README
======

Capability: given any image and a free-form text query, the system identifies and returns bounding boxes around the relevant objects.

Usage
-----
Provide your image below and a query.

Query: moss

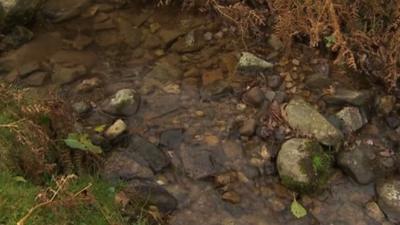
[282,141,334,194]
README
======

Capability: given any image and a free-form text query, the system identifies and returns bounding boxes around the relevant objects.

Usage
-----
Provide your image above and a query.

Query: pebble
[244,86,265,107]
[105,119,127,139]
[222,191,241,204]
[214,31,224,39]
[267,75,282,89]
[204,32,213,41]
[239,118,257,137]
[72,101,91,115]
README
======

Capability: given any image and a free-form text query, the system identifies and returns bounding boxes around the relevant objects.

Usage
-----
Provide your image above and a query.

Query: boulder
[277,138,333,192]
[283,98,343,146]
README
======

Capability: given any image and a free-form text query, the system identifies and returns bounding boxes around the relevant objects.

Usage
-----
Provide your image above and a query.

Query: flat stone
[237,52,273,72]
[72,34,93,50]
[105,119,127,139]
[284,98,343,146]
[305,73,332,89]
[323,88,372,106]
[129,134,170,172]
[146,61,183,83]
[243,86,265,107]
[51,64,87,85]
[160,128,184,150]
[179,145,217,179]
[102,150,154,182]
[239,118,257,137]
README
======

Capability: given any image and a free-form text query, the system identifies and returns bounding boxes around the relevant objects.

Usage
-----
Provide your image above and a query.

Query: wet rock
[21,71,48,86]
[268,34,283,50]
[200,80,233,100]
[237,52,273,72]
[146,61,183,83]
[274,91,287,103]
[202,69,224,86]
[72,101,91,115]
[42,0,91,23]
[267,75,282,89]
[239,118,257,137]
[2,25,34,48]
[265,90,276,102]
[129,134,169,172]
[243,86,265,107]
[277,138,333,192]
[337,144,375,184]
[203,31,213,41]
[75,77,101,93]
[385,115,400,129]
[171,30,205,53]
[52,64,87,85]
[305,73,332,89]
[0,0,42,31]
[160,128,184,150]
[365,201,386,224]
[323,88,372,106]
[335,107,367,133]
[376,178,400,223]
[103,150,154,182]
[376,95,396,115]
[72,34,93,50]
[284,98,343,146]
[101,89,140,117]
[122,180,178,213]
[5,61,41,81]
[179,145,217,179]
[105,119,127,139]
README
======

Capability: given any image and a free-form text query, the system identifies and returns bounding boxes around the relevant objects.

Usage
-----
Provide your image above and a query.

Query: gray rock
[267,75,282,89]
[41,0,91,23]
[376,95,396,115]
[323,88,372,106]
[103,150,154,182]
[243,86,265,107]
[336,107,367,133]
[160,128,184,150]
[376,178,400,224]
[283,98,343,146]
[237,52,273,72]
[203,31,213,41]
[0,0,42,31]
[277,138,333,192]
[180,145,217,179]
[101,89,140,117]
[72,101,91,115]
[123,180,178,213]
[239,118,257,137]
[337,144,375,184]
[52,64,87,85]
[129,134,169,172]
[105,119,127,139]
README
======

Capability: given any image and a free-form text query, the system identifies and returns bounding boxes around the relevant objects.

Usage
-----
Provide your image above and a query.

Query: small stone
[376,178,400,223]
[22,71,48,87]
[72,34,93,50]
[366,201,386,223]
[268,34,283,50]
[149,22,161,33]
[385,115,400,129]
[336,107,367,133]
[72,101,91,115]
[265,90,276,102]
[160,129,184,150]
[204,134,219,146]
[243,86,265,107]
[105,119,127,139]
[376,95,396,115]
[267,75,282,89]
[202,69,224,86]
[163,83,181,94]
[75,77,101,93]
[203,32,213,41]
[305,73,332,89]
[214,31,223,39]
[222,191,241,204]
[237,52,273,72]
[179,145,217,179]
[292,59,300,66]
[323,88,372,106]
[239,118,257,137]
[195,111,205,117]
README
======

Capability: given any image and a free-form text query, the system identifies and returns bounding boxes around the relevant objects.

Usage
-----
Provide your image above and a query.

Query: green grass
[0,172,130,225]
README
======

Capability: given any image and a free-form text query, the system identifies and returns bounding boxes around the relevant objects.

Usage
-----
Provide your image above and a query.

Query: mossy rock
[277,138,333,193]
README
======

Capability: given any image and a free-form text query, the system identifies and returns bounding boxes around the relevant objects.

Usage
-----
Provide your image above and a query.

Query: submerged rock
[41,0,91,23]
[376,178,400,223]
[237,52,273,72]
[102,89,140,117]
[52,64,87,85]
[283,98,343,146]
[277,138,333,193]
[323,88,372,106]
[376,95,396,115]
